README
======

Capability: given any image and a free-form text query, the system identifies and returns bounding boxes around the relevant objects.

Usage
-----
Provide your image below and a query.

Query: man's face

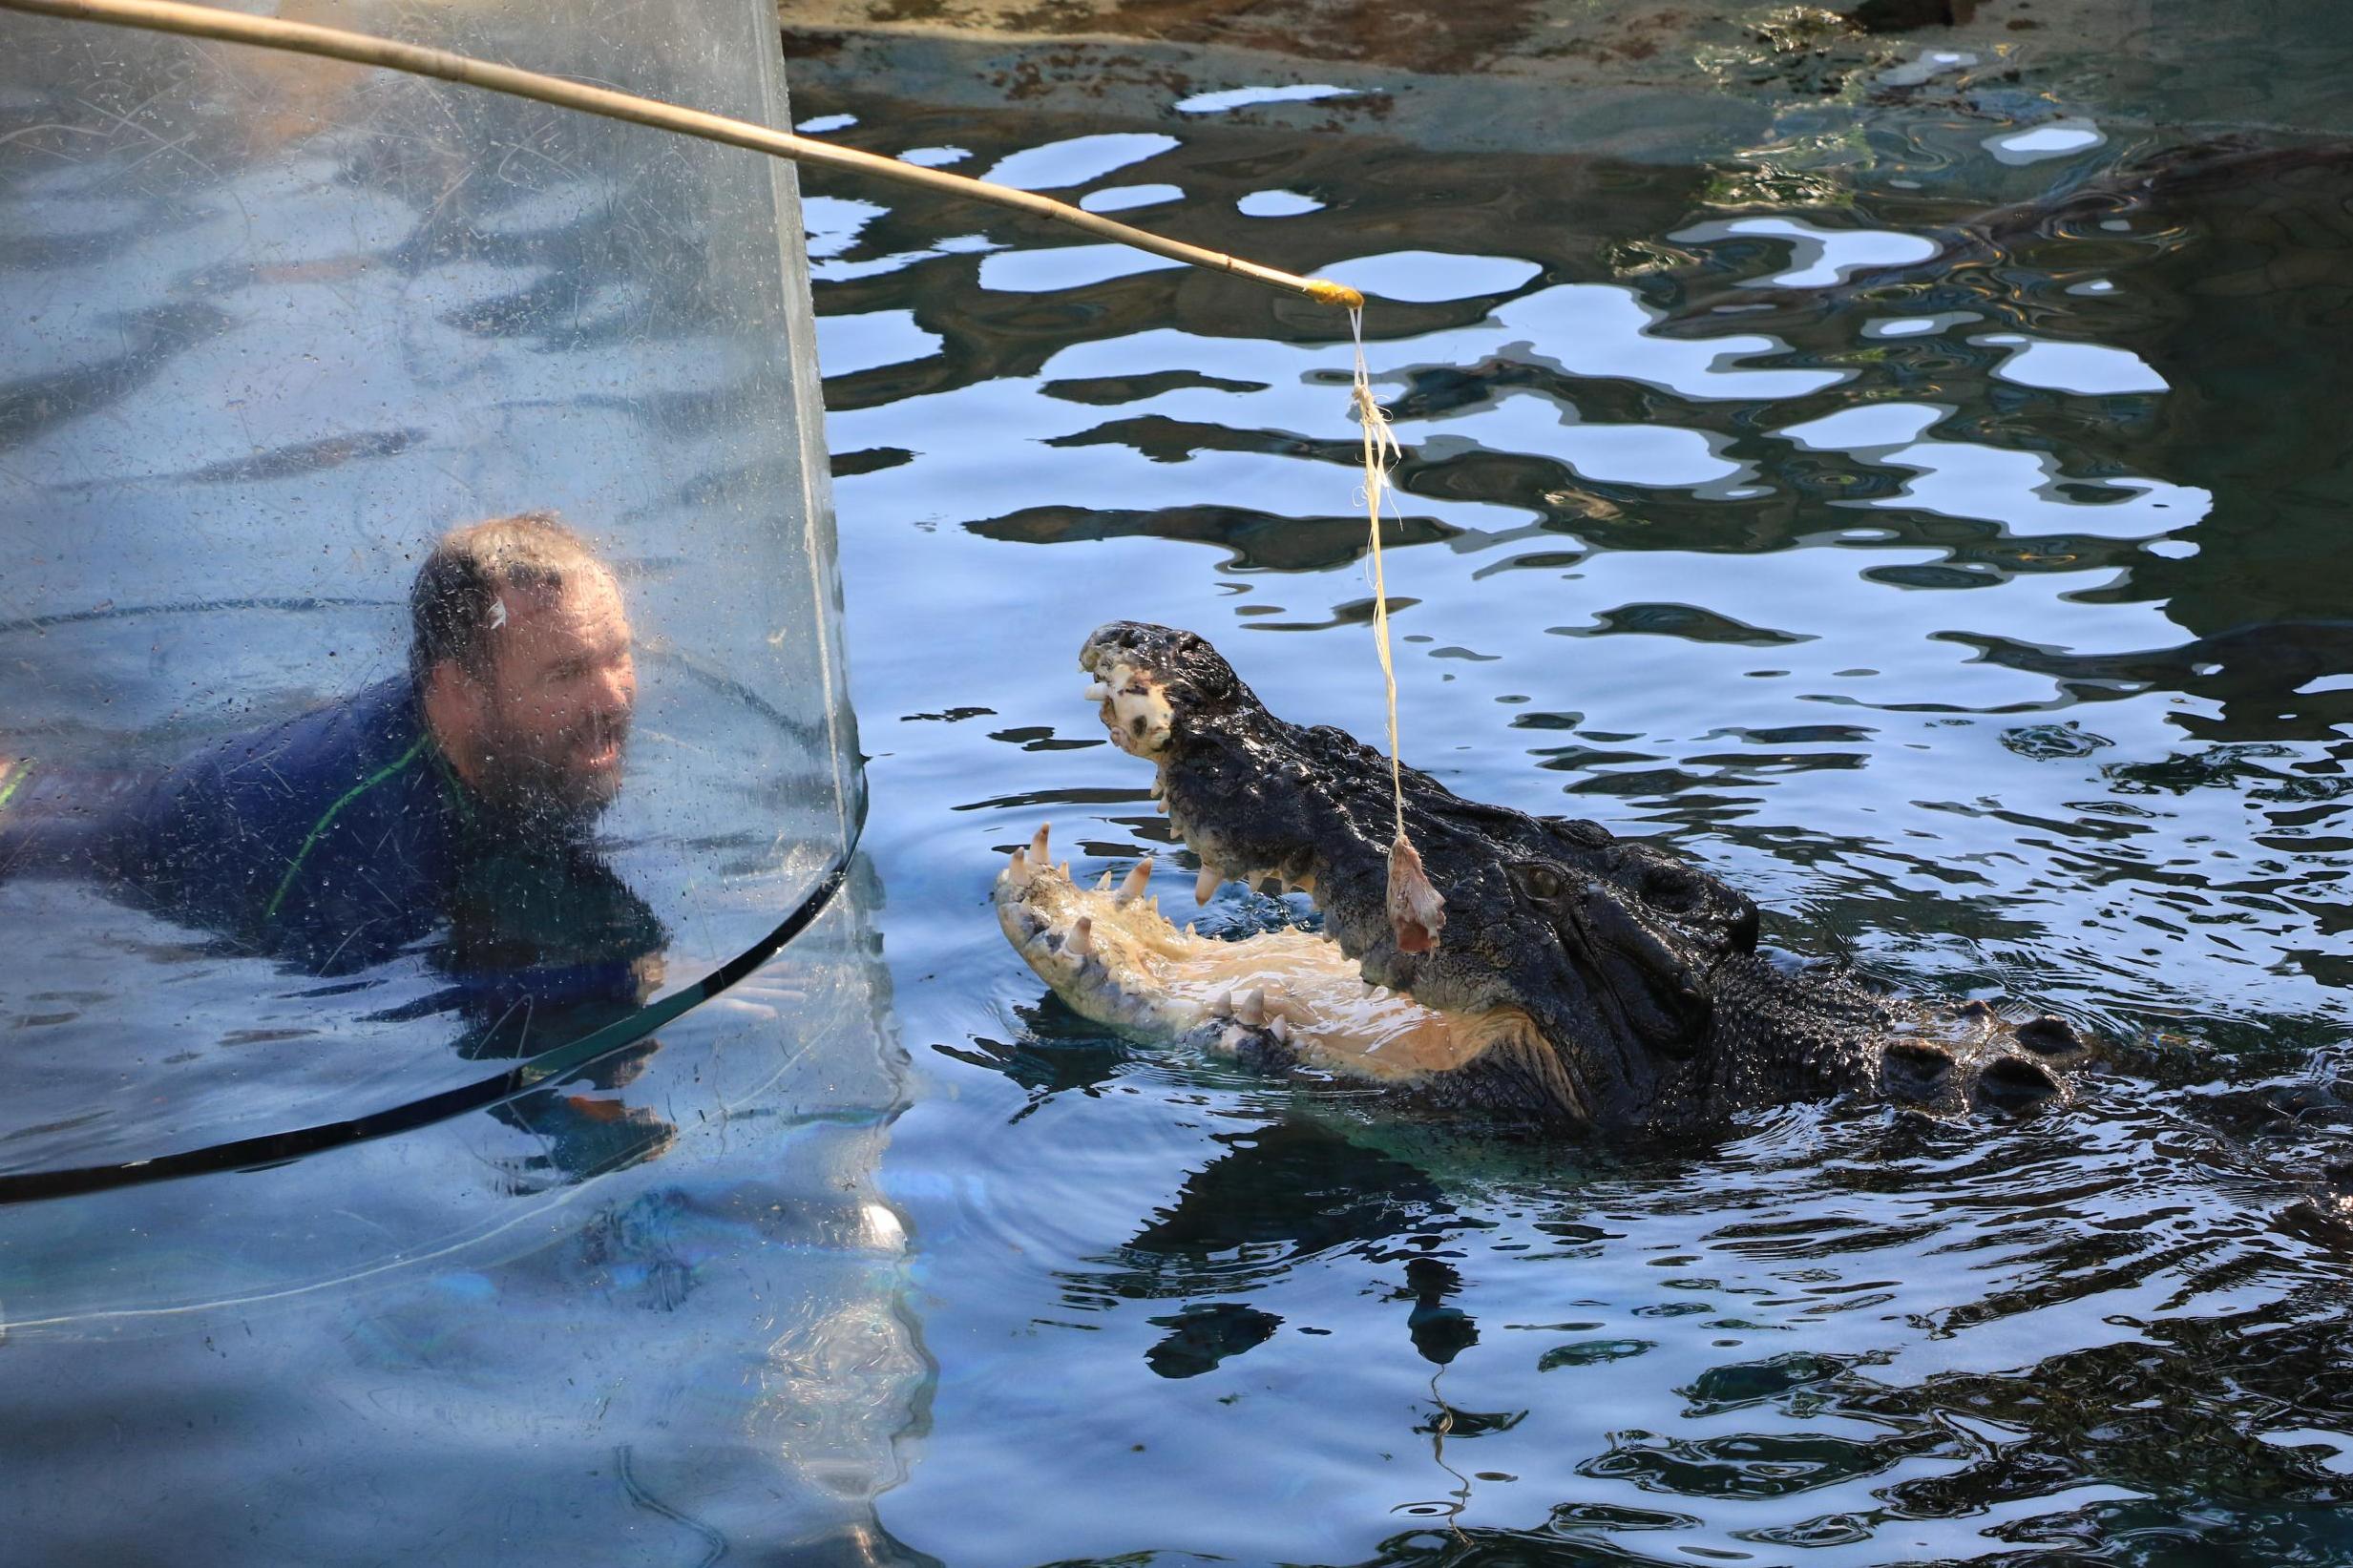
[467,568,636,826]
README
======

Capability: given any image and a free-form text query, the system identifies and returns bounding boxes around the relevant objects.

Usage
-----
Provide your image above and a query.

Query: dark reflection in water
[0,302,232,451]
[973,503,1460,573]
[1097,1119,1450,1293]
[810,42,2353,1568]
[1677,139,2353,644]
[1950,620,2353,743]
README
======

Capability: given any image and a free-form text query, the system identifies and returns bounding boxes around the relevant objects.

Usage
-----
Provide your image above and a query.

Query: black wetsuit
[1,679,674,1185]
[2,677,664,987]
[96,677,467,970]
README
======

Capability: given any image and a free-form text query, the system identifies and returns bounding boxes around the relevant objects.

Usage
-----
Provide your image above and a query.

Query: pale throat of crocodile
[993,826,1537,1083]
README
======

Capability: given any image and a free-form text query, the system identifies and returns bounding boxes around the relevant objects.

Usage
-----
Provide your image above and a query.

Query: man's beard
[473,721,627,839]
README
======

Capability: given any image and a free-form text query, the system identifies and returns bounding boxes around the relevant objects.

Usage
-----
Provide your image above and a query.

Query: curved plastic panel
[0,866,919,1560]
[0,0,858,1173]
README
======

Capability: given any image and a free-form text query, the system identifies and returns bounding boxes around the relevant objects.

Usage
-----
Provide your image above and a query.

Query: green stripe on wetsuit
[264,736,430,919]
[0,759,32,816]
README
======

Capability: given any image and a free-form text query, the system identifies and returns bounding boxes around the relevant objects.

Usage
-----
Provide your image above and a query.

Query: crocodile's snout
[1082,623,1254,760]
[1081,620,1223,677]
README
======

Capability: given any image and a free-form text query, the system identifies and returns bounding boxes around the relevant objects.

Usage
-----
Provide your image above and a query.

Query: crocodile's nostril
[1882,1041,1955,1101]
[1972,1056,2063,1113]
[2015,1015,2084,1056]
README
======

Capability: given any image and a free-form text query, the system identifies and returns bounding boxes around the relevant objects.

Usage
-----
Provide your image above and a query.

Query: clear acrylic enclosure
[0,6,914,1557]
[0,0,860,1179]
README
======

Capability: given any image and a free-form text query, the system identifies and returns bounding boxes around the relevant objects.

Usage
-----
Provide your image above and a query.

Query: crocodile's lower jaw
[993,824,1529,1086]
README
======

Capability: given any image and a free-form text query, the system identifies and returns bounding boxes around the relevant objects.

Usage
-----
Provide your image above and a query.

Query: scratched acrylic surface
[0,2,857,1171]
[0,6,908,1562]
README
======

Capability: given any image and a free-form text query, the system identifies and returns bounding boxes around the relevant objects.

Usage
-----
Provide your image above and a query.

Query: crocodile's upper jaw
[1080,621,1319,902]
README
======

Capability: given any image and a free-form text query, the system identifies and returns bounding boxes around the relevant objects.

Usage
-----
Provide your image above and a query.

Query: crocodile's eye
[1513,862,1565,902]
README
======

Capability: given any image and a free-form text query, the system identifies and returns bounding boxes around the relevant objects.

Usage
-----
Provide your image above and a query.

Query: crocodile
[994,621,2090,1138]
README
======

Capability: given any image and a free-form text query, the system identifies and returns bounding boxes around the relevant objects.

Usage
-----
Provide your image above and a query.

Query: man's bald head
[410,511,611,690]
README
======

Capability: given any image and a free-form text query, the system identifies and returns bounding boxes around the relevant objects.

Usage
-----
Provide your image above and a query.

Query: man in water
[0,511,653,975]
[2,512,679,1183]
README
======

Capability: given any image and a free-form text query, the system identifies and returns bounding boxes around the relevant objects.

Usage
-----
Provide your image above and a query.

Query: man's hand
[707,953,814,1021]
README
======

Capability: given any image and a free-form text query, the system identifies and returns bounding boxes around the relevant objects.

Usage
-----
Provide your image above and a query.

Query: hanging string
[1350,307,1407,839]
[1350,308,1446,954]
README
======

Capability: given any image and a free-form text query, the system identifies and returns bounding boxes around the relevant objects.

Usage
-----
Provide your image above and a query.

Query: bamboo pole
[0,0,1365,309]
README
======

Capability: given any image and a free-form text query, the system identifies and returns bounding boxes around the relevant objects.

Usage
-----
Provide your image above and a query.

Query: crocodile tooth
[1004,848,1034,889]
[1214,989,1235,1016]
[1095,869,1115,892]
[1030,824,1051,865]
[1148,775,1165,800]
[1268,1016,1291,1044]
[1058,862,1072,880]
[1082,680,1110,702]
[1115,859,1153,907]
[1067,916,1093,957]
[1194,865,1221,905]
[1237,989,1268,1028]
[1155,798,1168,814]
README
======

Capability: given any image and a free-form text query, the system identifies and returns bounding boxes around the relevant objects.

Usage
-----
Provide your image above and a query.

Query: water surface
[3,18,2351,1565]
[805,52,2353,1568]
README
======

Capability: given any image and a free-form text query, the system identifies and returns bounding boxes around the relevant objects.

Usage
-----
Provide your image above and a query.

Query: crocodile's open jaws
[994,621,2089,1137]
